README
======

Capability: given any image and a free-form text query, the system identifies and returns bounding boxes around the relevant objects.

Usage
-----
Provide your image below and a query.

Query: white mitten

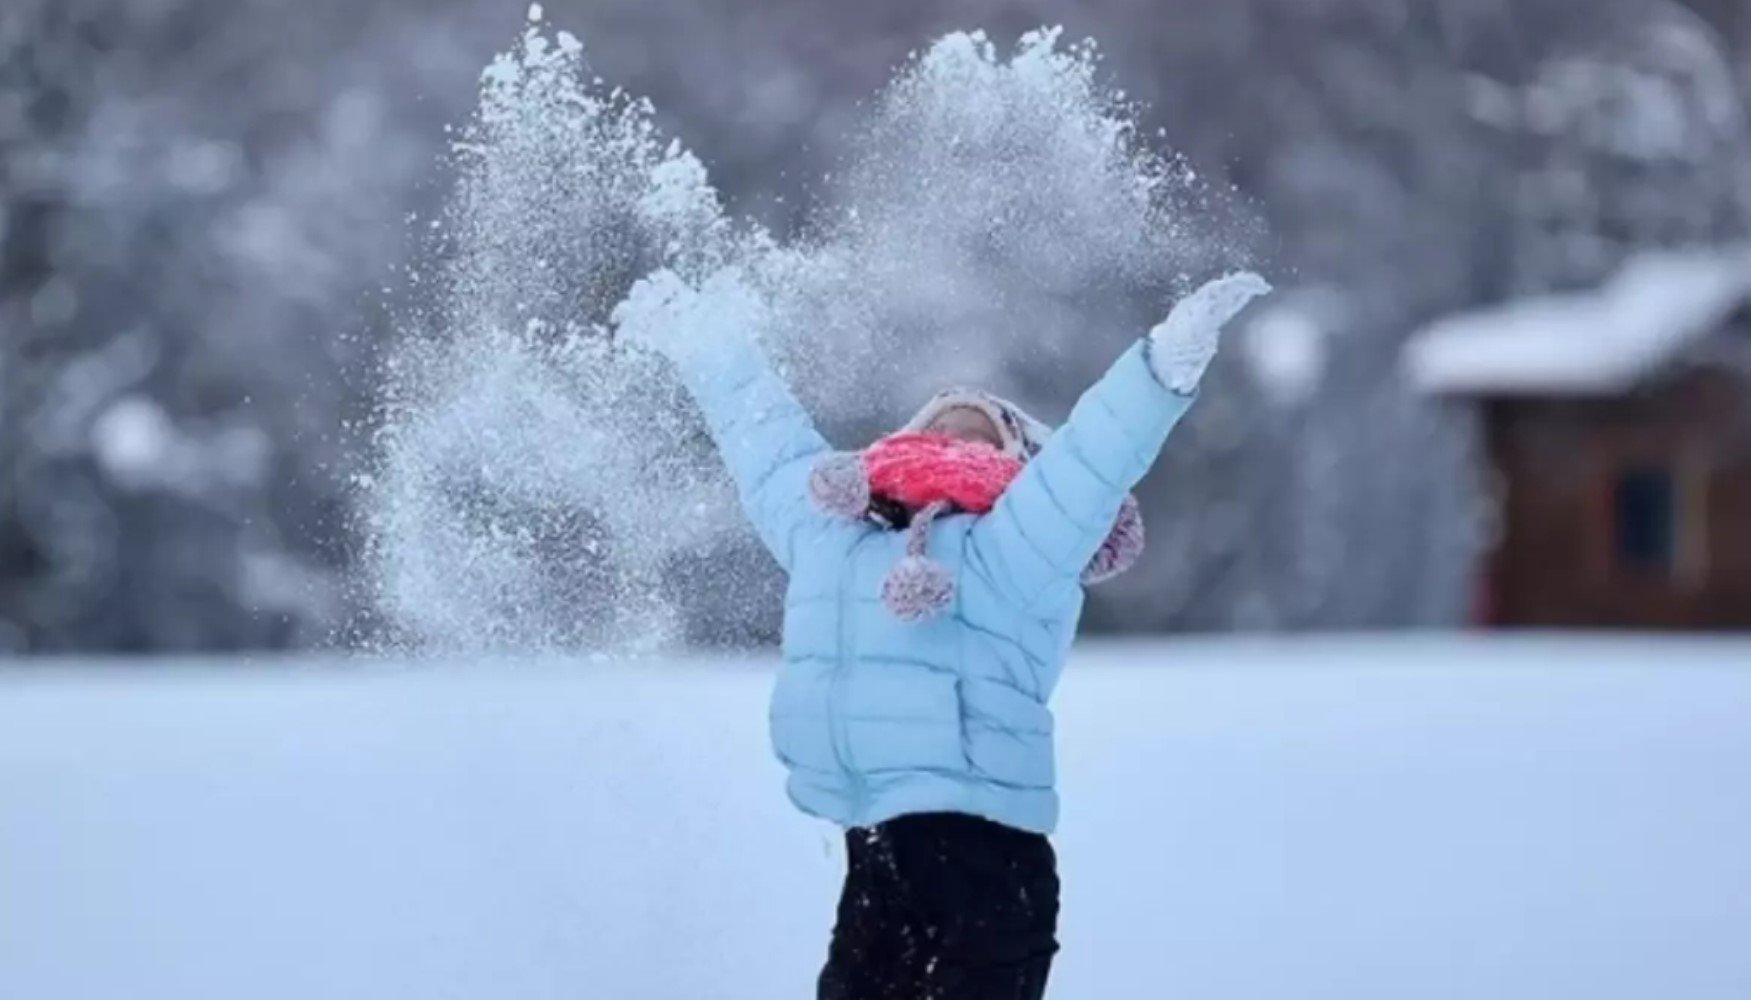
[1145,271,1272,394]
[611,266,766,363]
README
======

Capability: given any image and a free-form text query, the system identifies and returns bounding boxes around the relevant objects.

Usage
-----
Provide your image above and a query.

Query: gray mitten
[611,267,766,364]
[1145,272,1272,394]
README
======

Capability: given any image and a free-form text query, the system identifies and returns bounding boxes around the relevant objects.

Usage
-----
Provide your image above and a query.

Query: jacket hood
[898,387,1052,462]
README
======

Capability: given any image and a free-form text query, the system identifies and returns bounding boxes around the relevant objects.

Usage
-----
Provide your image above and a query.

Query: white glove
[1145,271,1272,394]
[611,266,766,363]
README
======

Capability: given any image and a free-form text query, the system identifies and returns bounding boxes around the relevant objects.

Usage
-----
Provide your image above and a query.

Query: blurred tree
[0,0,456,651]
[1505,1,1751,290]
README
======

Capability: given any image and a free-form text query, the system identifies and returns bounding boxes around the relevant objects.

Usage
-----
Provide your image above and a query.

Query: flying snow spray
[363,6,1244,654]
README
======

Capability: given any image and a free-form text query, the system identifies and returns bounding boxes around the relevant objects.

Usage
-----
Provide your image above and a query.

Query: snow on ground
[2,636,1749,999]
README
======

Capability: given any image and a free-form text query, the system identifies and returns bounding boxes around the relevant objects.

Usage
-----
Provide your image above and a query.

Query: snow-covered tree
[0,0,456,650]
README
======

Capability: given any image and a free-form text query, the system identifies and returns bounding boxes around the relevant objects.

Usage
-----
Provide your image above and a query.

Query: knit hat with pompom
[808,388,1145,622]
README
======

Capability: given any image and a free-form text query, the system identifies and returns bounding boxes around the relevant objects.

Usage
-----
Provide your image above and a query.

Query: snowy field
[3,636,1749,1000]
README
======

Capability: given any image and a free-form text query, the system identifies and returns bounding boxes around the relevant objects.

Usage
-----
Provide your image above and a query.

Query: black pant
[818,812,1060,1000]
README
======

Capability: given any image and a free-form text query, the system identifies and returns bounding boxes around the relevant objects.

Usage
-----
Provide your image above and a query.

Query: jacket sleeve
[667,334,834,574]
[968,340,1195,613]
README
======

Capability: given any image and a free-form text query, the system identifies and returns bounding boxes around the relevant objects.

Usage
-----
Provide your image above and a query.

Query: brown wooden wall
[1484,369,1751,629]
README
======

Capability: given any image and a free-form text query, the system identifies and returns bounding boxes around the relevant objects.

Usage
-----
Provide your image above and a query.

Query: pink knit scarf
[863,432,1024,515]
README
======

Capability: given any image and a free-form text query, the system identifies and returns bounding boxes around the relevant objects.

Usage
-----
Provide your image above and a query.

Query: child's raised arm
[612,269,833,574]
[968,273,1270,615]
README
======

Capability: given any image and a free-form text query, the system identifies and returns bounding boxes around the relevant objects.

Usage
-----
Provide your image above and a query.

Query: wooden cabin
[1408,248,1751,629]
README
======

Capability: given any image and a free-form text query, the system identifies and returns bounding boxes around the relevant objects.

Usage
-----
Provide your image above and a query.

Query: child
[613,268,1269,1000]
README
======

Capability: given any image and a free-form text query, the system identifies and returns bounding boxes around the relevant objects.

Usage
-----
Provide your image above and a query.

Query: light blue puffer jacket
[673,335,1195,835]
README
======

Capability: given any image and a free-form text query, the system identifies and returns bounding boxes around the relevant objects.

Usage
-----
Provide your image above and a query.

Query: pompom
[882,556,955,622]
[1082,494,1145,585]
[809,452,871,519]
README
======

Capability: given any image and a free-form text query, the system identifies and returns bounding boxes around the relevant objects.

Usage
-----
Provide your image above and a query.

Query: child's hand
[1145,272,1272,394]
[611,267,766,362]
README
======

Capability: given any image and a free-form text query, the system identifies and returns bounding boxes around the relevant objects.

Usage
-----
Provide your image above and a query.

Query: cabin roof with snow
[1405,246,1751,396]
